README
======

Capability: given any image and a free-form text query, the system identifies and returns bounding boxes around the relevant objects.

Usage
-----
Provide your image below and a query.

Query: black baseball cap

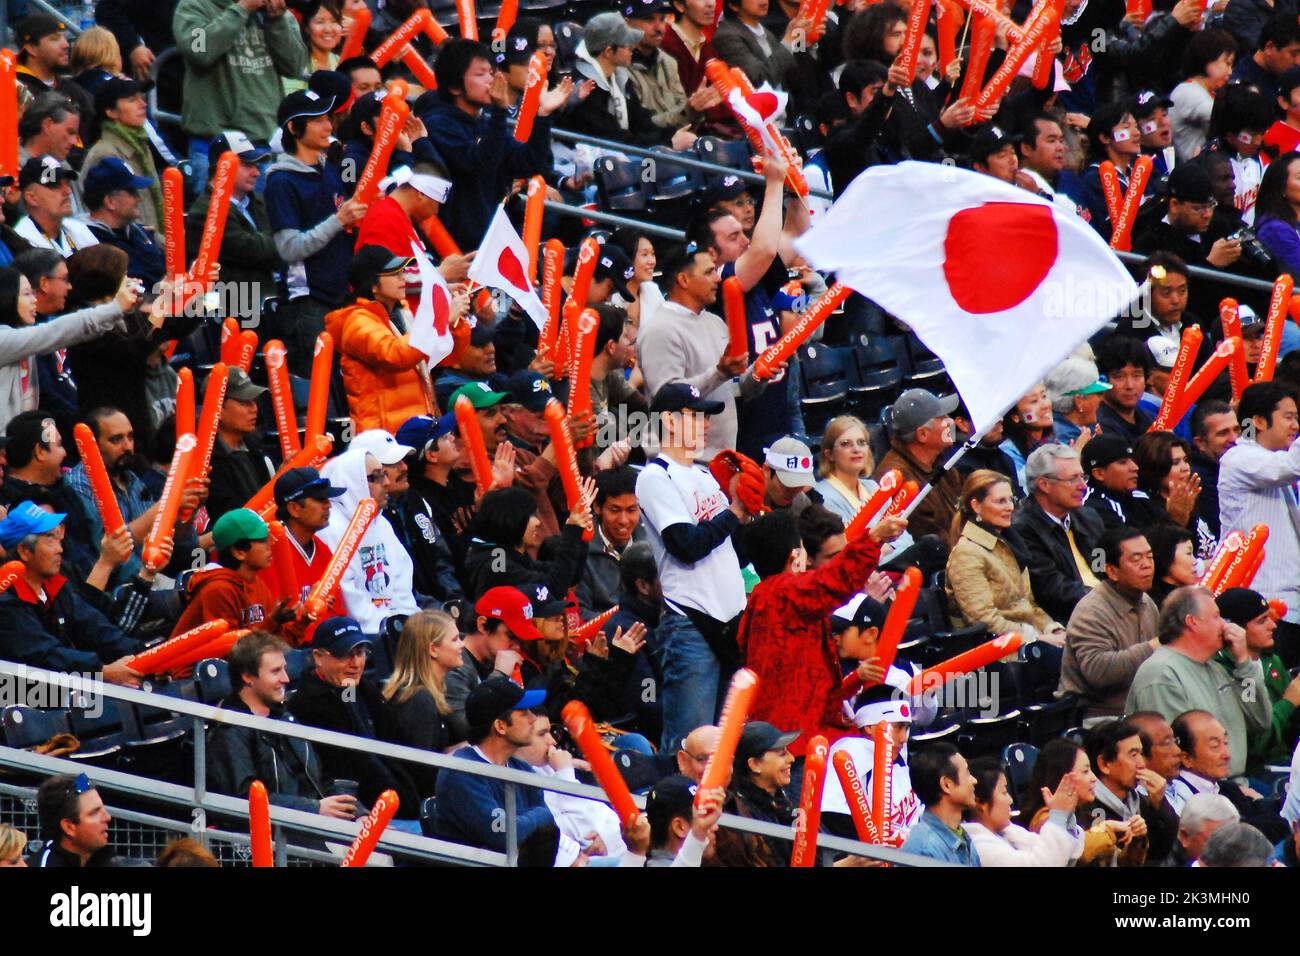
[348,245,414,292]
[277,88,338,128]
[465,676,547,729]
[830,592,888,632]
[702,173,751,209]
[499,369,555,412]
[970,124,1021,163]
[311,616,373,655]
[734,721,800,770]
[645,774,698,833]
[19,155,76,189]
[622,0,673,18]
[1081,434,1134,474]
[650,382,724,415]
[496,28,537,67]
[347,89,388,130]
[469,322,497,348]
[93,77,153,116]
[1131,89,1173,121]
[274,466,346,505]
[1216,588,1270,627]
[594,244,635,300]
[16,13,66,49]
[522,581,574,618]
[308,69,354,112]
[1167,163,1214,204]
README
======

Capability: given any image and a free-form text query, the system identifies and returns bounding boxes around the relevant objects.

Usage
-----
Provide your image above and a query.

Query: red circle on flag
[942,202,1058,314]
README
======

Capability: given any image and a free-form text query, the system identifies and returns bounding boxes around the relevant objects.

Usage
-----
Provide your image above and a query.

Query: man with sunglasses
[35,773,118,867]
[286,616,422,825]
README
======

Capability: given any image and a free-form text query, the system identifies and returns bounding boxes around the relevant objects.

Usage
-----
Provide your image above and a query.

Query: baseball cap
[81,157,153,196]
[0,501,65,550]
[468,323,497,348]
[1237,304,1264,337]
[622,0,673,18]
[311,616,373,655]
[225,367,268,402]
[16,13,66,49]
[475,585,544,641]
[499,369,555,413]
[883,388,959,437]
[19,155,76,189]
[970,124,1020,163]
[1131,89,1173,121]
[395,413,457,453]
[734,721,800,770]
[351,428,415,465]
[649,382,724,415]
[274,466,346,505]
[348,245,414,293]
[212,508,270,550]
[347,89,388,130]
[1046,356,1111,400]
[1146,335,1180,370]
[762,436,815,488]
[451,381,509,410]
[1167,163,1214,204]
[830,592,888,632]
[702,173,751,209]
[1216,588,1270,627]
[1081,434,1134,474]
[645,774,698,833]
[308,69,353,112]
[465,676,547,729]
[208,130,272,167]
[277,88,337,129]
[584,12,644,52]
[93,77,153,117]
[594,243,636,300]
[496,28,537,67]
[521,581,575,619]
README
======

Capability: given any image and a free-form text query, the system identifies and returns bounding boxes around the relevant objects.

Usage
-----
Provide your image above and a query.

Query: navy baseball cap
[274,466,346,505]
[522,581,575,618]
[500,369,555,413]
[830,592,888,632]
[465,676,547,728]
[93,76,153,116]
[0,501,65,549]
[622,0,672,18]
[702,173,751,209]
[277,88,338,128]
[594,243,635,300]
[311,616,373,655]
[645,774,698,833]
[395,413,458,453]
[650,382,724,415]
[82,156,153,197]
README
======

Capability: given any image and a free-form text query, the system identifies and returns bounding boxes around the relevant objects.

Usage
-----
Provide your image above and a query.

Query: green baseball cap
[449,380,509,410]
[212,508,270,551]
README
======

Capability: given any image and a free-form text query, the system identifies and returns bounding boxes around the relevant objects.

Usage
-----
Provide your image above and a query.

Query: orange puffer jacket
[325,297,436,434]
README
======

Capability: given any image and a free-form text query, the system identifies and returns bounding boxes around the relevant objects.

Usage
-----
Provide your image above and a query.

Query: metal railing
[1113,250,1277,294]
[0,660,946,867]
[542,200,687,240]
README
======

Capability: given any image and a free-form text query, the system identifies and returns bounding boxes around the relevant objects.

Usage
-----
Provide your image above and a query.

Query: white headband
[382,165,451,203]
[846,697,913,728]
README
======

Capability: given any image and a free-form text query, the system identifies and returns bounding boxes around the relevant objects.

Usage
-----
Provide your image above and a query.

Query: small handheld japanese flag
[468,204,550,330]
[727,84,787,156]
[409,240,456,366]
[795,162,1139,434]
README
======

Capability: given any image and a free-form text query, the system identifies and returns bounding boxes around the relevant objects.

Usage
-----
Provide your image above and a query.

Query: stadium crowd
[0,0,1299,869]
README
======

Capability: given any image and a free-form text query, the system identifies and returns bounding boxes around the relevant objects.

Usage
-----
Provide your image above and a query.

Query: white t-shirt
[14,216,99,257]
[1230,152,1262,226]
[635,455,746,622]
[821,736,923,836]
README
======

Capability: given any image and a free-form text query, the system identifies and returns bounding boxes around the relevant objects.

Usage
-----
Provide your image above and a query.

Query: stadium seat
[285,648,313,684]
[696,135,753,172]
[899,332,950,392]
[420,796,438,837]
[2,705,70,749]
[957,710,1027,758]
[195,659,232,705]
[1020,640,1063,703]
[908,722,961,757]
[1001,742,1039,807]
[645,151,704,227]
[847,334,904,423]
[1062,726,1086,746]
[797,343,850,436]
[1022,697,1079,747]
[783,114,821,155]
[66,695,132,763]
[916,624,990,670]
[552,22,584,71]
[594,156,648,213]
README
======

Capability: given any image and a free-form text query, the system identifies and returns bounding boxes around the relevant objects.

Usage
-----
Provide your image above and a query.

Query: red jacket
[737,530,883,756]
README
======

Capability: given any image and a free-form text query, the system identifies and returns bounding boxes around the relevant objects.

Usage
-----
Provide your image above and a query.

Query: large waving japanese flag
[467,204,550,331]
[795,162,1139,434]
[409,240,456,366]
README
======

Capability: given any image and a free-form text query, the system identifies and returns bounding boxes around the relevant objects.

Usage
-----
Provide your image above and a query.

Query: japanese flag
[727,84,787,156]
[794,162,1139,434]
[409,240,456,366]
[467,204,550,331]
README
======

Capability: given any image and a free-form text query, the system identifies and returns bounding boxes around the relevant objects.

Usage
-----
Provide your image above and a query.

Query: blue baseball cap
[395,413,457,453]
[82,157,154,197]
[311,616,373,655]
[0,501,65,549]
[274,466,346,506]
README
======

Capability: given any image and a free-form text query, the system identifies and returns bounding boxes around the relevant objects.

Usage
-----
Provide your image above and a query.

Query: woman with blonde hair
[946,469,1066,645]
[70,27,123,87]
[811,414,913,557]
[383,610,464,796]
[0,823,28,866]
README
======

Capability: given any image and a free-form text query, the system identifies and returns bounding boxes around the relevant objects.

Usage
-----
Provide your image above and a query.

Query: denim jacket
[898,809,981,866]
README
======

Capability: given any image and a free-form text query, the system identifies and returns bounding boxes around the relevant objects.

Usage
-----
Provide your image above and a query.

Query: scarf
[102,121,165,234]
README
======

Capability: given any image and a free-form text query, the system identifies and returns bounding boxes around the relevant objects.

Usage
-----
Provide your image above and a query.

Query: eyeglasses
[835,438,870,449]
[1183,199,1218,213]
[680,750,713,764]
[1045,473,1087,486]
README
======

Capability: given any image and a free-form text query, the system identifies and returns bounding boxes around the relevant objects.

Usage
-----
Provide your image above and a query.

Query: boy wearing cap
[326,244,451,435]
[185,131,282,295]
[432,676,556,851]
[173,0,309,169]
[265,86,368,376]
[206,367,277,522]
[761,436,815,512]
[14,156,100,257]
[170,508,302,639]
[641,774,726,866]
[0,501,143,686]
[1213,588,1300,769]
[82,157,166,288]
[875,388,962,544]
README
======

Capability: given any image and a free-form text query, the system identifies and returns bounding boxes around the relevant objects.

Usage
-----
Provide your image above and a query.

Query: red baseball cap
[475,586,543,641]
